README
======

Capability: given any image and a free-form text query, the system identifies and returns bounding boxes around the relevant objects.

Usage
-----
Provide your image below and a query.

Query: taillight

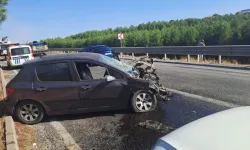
[31,49,34,57]
[6,88,15,96]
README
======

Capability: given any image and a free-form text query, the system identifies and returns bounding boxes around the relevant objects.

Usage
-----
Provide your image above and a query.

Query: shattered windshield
[98,55,134,74]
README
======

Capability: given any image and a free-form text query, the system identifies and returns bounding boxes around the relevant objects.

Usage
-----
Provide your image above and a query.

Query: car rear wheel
[132,91,157,112]
[15,100,44,125]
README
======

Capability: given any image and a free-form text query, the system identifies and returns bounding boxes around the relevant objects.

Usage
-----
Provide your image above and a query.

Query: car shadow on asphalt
[41,109,133,123]
[1,65,21,71]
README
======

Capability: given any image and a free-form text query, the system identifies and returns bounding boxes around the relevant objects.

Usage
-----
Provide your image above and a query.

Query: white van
[6,45,35,68]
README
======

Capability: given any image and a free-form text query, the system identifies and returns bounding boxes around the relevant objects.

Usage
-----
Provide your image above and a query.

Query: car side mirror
[106,75,116,82]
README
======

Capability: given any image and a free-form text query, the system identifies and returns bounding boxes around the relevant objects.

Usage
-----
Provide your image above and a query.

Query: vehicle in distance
[79,45,120,60]
[6,45,35,68]
[0,37,19,57]
[152,106,250,150]
[4,53,159,124]
[27,41,48,56]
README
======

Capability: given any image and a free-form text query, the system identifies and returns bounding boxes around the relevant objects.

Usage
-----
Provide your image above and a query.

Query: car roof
[159,106,250,150]
[9,45,30,49]
[89,44,107,47]
[23,52,102,65]
[84,45,110,49]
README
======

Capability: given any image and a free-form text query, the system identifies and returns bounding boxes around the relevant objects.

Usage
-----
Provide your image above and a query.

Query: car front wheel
[132,91,157,112]
[15,100,44,124]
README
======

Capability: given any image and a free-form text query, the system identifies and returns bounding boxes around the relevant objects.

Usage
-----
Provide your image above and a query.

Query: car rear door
[10,47,32,65]
[32,61,82,115]
[73,60,131,110]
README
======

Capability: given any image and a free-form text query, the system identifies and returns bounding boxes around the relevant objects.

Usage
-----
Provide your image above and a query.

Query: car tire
[131,90,157,113]
[15,100,44,125]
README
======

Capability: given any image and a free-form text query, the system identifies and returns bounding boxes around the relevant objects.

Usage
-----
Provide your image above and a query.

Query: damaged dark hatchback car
[3,53,170,124]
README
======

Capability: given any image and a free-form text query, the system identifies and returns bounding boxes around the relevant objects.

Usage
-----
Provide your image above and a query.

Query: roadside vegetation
[0,0,8,25]
[43,13,250,48]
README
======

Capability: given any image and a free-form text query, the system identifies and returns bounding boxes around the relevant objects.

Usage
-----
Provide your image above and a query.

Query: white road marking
[50,121,81,150]
[166,88,241,108]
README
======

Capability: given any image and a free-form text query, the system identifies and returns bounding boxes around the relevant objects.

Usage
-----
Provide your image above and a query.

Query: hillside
[43,13,250,48]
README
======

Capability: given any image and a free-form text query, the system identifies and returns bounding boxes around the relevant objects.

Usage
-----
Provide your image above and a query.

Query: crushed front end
[128,57,172,102]
[149,81,172,102]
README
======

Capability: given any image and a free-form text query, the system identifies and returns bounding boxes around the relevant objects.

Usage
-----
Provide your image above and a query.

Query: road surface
[154,61,250,105]
[1,56,248,150]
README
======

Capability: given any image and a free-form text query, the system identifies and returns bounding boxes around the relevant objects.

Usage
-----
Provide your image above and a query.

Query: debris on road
[33,143,38,149]
[138,120,170,134]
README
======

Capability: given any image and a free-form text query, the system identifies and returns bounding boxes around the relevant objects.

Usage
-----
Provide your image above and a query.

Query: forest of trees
[43,13,250,48]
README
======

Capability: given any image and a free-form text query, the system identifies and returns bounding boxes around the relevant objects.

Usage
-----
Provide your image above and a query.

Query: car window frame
[34,60,74,82]
[72,59,127,82]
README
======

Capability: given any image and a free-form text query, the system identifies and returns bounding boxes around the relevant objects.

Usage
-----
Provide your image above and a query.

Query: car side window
[107,68,123,79]
[75,62,123,80]
[36,62,71,81]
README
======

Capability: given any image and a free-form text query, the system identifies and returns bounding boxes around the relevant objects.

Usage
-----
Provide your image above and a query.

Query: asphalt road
[1,56,246,150]
[153,61,250,105]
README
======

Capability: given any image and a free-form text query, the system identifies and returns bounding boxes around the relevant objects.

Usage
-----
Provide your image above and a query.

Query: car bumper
[8,61,22,67]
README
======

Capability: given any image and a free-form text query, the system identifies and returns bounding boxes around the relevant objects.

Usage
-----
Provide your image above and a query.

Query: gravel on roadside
[0,117,5,150]
[15,122,36,150]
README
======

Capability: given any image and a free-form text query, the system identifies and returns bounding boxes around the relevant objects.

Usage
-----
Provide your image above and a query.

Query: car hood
[158,106,250,150]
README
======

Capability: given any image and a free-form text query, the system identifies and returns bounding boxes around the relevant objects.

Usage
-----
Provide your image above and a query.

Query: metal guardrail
[48,45,250,56]
[48,46,250,64]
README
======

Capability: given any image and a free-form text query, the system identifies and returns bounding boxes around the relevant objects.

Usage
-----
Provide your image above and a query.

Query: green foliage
[43,13,250,48]
[0,0,8,24]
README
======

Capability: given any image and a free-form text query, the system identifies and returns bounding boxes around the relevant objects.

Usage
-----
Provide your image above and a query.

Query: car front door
[32,61,81,115]
[73,61,131,111]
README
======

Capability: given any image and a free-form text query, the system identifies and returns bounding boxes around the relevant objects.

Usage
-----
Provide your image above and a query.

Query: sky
[0,0,249,43]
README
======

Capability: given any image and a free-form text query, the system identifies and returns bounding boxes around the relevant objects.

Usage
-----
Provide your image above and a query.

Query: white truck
[27,41,48,56]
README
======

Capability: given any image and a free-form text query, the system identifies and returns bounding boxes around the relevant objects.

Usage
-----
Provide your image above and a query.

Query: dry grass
[15,122,36,150]
[129,55,244,66]
[221,59,239,65]
[0,117,5,150]
[120,54,248,66]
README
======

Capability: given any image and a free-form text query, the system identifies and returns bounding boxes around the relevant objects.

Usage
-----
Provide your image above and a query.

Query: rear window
[11,65,33,82]
[36,62,72,81]
[94,46,112,53]
[11,47,30,56]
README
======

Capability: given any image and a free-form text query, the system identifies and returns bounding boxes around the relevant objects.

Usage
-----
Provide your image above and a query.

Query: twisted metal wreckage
[127,56,172,102]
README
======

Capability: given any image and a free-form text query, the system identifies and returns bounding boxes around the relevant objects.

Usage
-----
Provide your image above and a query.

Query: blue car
[79,45,120,60]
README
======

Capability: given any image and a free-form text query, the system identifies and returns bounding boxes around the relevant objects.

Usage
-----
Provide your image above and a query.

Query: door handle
[35,87,47,91]
[81,85,91,90]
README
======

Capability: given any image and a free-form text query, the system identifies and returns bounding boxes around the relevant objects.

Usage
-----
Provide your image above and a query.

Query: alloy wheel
[19,104,40,122]
[135,93,153,111]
